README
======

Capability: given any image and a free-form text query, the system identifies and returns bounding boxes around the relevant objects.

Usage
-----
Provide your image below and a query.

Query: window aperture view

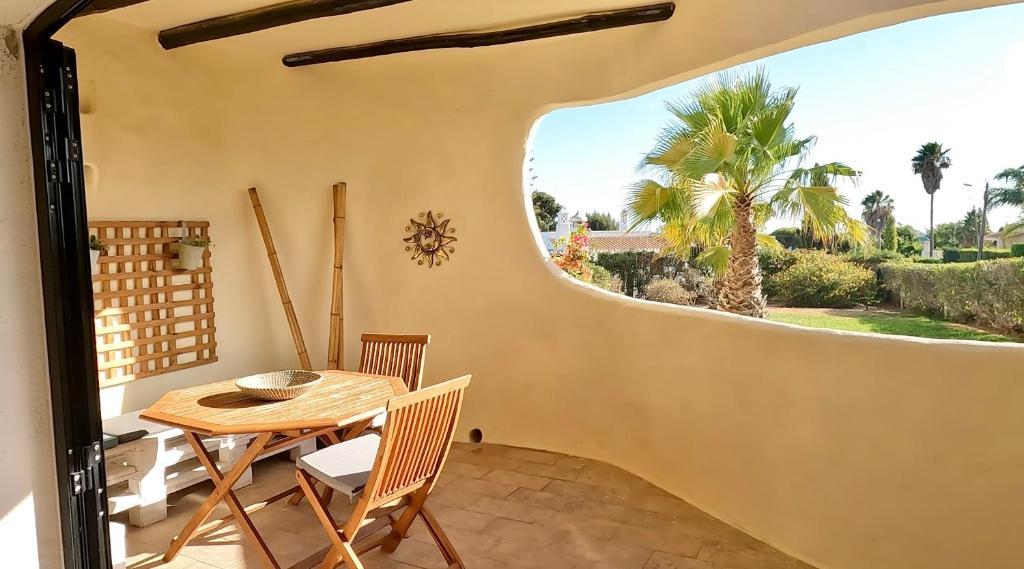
[532,4,1024,343]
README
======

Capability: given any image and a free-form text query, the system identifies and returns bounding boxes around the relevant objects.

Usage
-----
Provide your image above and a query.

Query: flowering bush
[552,223,594,282]
[765,251,877,307]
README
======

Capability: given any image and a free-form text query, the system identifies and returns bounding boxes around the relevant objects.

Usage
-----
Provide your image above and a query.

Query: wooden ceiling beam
[282,2,675,67]
[158,0,413,50]
[77,0,150,16]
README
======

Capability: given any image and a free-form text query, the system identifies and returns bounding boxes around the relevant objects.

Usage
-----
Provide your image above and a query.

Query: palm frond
[756,233,784,252]
[696,245,730,277]
[625,179,684,226]
[989,185,1024,209]
[693,175,736,238]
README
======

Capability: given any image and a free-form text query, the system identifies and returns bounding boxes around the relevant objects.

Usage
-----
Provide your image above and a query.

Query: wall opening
[527,3,1024,345]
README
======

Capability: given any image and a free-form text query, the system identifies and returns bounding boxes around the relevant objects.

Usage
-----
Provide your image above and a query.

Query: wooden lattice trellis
[90,221,217,388]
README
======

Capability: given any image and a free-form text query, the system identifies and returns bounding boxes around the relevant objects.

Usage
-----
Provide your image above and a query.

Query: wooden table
[141,370,407,569]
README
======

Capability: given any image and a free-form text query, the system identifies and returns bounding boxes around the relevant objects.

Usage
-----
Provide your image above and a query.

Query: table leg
[164,431,277,568]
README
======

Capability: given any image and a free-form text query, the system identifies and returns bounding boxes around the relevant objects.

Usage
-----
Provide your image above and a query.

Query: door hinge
[43,88,55,113]
[70,441,104,498]
[70,470,85,496]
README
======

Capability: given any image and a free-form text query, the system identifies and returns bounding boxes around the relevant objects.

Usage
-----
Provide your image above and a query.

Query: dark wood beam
[282,2,675,67]
[78,0,149,16]
[159,0,413,50]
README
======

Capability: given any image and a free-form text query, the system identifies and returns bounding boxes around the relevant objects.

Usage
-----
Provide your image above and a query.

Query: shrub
[643,277,696,306]
[843,248,906,269]
[765,251,877,307]
[1012,244,1024,258]
[675,266,718,306]
[942,248,1014,263]
[758,249,797,279]
[608,275,624,294]
[589,264,610,290]
[879,258,1024,333]
[912,257,944,264]
[595,251,688,297]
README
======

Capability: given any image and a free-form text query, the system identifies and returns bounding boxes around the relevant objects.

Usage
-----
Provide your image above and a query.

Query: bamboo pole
[248,187,312,371]
[327,182,347,369]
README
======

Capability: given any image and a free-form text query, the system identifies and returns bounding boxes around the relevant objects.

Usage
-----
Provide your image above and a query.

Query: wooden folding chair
[358,333,430,392]
[291,333,432,507]
[294,375,470,569]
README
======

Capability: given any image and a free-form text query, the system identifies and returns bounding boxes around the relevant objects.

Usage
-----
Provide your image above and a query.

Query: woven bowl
[235,370,323,401]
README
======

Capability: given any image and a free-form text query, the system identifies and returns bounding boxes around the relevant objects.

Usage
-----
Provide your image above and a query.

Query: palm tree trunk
[929,193,935,256]
[718,197,766,318]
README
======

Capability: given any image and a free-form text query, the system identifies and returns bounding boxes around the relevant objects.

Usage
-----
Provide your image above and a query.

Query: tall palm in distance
[860,190,895,248]
[626,69,868,318]
[911,142,952,254]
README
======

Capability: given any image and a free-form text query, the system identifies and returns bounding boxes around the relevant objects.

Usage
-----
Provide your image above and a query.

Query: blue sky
[529,3,1024,234]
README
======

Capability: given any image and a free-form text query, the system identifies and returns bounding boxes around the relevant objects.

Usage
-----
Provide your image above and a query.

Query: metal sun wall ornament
[404,211,457,267]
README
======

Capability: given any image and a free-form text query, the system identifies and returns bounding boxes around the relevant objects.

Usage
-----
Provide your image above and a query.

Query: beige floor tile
[121,443,816,569]
[644,551,713,569]
[466,495,545,524]
[481,469,553,491]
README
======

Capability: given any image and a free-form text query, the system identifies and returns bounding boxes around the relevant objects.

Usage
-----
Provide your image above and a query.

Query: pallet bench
[102,410,314,527]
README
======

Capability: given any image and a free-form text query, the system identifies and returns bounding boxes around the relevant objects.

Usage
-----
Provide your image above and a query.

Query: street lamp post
[981,182,990,259]
[965,182,991,260]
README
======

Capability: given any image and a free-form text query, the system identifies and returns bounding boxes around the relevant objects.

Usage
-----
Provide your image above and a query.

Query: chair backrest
[362,375,470,507]
[358,333,430,392]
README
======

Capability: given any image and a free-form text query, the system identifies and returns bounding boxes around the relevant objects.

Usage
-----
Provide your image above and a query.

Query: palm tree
[626,70,868,318]
[911,142,952,253]
[991,166,1024,239]
[860,190,895,247]
[992,165,1024,209]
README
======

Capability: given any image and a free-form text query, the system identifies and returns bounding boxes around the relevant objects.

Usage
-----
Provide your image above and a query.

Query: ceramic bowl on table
[235,370,323,401]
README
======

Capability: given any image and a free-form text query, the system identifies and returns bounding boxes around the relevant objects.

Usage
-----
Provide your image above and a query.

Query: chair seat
[371,412,386,429]
[298,433,381,496]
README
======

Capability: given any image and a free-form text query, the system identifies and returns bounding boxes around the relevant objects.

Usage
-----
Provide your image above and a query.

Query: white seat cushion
[371,412,386,429]
[298,433,381,496]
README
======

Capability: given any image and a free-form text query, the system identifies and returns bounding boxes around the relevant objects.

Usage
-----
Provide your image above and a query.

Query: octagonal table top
[141,370,407,436]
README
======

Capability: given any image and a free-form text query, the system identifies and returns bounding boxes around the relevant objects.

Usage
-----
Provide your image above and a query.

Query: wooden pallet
[90,220,217,387]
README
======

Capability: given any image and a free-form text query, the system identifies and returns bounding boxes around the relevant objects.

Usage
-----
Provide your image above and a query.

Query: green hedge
[942,248,1014,263]
[765,251,877,307]
[1013,244,1024,258]
[842,249,906,269]
[879,258,1024,333]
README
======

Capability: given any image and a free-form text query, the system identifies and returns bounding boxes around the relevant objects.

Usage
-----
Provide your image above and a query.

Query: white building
[540,209,665,256]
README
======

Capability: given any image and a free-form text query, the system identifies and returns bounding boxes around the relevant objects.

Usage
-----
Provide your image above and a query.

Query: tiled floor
[119,443,816,569]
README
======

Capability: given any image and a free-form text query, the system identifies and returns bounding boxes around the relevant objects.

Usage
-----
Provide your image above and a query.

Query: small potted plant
[88,235,105,274]
[177,235,212,270]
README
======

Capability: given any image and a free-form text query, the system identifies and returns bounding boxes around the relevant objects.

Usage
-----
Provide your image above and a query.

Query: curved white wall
[57,1,1024,568]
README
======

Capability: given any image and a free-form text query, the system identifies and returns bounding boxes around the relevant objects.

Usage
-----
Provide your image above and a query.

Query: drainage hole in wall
[469,428,483,444]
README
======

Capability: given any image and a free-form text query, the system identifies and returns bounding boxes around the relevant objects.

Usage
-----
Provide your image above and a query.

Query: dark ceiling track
[282,2,675,67]
[77,0,148,16]
[159,0,413,50]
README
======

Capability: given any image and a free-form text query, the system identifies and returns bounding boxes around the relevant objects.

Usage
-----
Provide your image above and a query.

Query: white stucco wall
[0,1,67,567]
[19,0,1024,568]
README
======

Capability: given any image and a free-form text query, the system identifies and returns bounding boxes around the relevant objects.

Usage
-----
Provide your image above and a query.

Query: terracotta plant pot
[177,243,206,270]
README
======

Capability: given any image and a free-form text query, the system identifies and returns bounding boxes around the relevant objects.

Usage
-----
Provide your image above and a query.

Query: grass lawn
[766,309,1018,343]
